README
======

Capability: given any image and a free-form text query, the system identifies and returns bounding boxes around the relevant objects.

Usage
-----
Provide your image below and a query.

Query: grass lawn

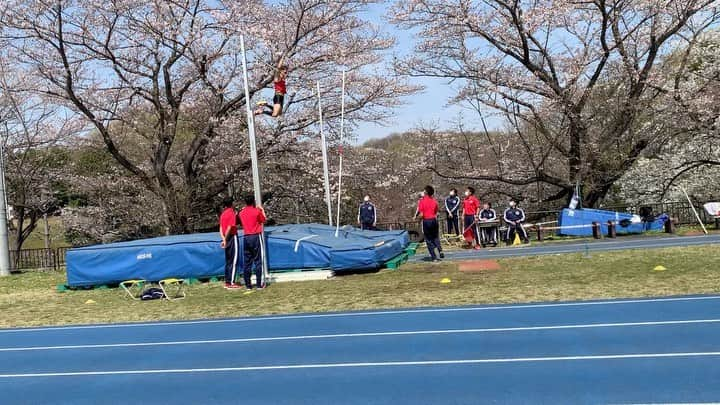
[0,244,719,329]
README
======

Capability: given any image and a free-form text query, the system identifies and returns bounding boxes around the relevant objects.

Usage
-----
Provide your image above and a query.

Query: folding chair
[120,279,146,300]
[158,278,186,301]
[703,202,720,229]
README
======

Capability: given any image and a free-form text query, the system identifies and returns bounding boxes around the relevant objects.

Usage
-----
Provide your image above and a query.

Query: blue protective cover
[557,208,667,236]
[66,224,409,287]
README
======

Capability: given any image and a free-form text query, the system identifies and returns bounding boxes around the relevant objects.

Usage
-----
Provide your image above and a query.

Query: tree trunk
[12,209,23,270]
[11,206,39,268]
[157,185,190,235]
[567,109,586,184]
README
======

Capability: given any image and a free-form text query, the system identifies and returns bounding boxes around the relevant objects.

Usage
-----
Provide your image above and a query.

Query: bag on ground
[141,287,165,301]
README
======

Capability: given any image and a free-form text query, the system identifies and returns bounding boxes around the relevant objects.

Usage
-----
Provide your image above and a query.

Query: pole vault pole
[335,70,345,237]
[317,81,333,226]
[240,35,269,283]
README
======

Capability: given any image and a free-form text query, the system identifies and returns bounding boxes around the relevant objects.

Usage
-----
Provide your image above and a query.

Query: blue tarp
[66,224,409,287]
[557,208,667,237]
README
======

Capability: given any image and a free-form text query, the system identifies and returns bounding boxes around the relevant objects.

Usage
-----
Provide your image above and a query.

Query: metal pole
[240,35,269,283]
[0,142,10,276]
[335,70,345,237]
[317,81,333,226]
[680,185,708,235]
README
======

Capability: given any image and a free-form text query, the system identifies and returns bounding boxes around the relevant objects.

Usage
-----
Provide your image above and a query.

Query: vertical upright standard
[240,35,269,283]
[335,70,346,237]
[0,142,10,276]
[680,185,708,235]
[317,81,333,226]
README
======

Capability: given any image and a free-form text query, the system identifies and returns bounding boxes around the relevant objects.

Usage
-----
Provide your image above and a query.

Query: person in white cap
[358,195,377,230]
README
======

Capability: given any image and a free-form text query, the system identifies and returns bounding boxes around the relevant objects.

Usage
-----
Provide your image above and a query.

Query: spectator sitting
[479,202,499,247]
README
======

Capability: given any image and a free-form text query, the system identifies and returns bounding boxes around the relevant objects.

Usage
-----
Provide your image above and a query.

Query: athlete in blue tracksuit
[478,202,499,246]
[503,200,529,244]
[358,196,377,230]
[444,189,460,235]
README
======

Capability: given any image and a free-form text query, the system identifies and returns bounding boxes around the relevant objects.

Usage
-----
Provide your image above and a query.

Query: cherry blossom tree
[613,30,720,203]
[1,0,414,234]
[392,0,719,207]
[0,58,77,253]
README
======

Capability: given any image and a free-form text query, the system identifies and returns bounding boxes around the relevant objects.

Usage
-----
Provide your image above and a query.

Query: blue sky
[353,3,473,144]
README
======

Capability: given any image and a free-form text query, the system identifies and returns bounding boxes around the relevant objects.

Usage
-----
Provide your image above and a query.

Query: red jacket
[417,196,439,219]
[219,208,237,237]
[463,196,480,216]
[239,206,266,236]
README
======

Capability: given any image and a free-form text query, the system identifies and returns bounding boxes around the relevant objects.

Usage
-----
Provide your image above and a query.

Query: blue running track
[2,295,720,404]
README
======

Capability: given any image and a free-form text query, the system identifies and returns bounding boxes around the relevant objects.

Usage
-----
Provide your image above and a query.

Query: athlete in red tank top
[255,65,288,118]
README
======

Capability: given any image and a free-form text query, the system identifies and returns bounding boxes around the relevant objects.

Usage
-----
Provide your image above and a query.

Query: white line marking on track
[2,295,720,334]
[431,237,720,261]
[2,318,720,352]
[2,352,720,378]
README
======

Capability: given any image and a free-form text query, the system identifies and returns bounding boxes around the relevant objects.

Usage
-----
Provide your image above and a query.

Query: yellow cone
[653,265,667,272]
[440,278,451,284]
[84,299,96,304]
[513,232,521,246]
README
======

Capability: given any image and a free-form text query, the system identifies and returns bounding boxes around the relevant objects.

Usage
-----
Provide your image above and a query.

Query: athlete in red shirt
[219,197,240,289]
[414,185,444,261]
[462,187,482,249]
[238,195,267,290]
[255,65,287,118]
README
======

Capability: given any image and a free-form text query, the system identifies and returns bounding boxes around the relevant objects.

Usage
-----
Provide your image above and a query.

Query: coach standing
[414,186,444,262]
[239,195,267,290]
[445,188,461,236]
[462,187,482,250]
[358,195,377,230]
[219,197,240,290]
[503,199,529,245]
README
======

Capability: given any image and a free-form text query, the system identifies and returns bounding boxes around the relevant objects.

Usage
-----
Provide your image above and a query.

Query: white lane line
[436,238,720,261]
[2,295,720,334]
[432,240,720,262]
[2,319,720,352]
[2,351,720,378]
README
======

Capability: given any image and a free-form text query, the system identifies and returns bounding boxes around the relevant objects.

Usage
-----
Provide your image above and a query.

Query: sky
[352,3,474,145]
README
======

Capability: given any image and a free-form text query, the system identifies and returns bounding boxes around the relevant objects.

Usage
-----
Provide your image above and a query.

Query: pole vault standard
[335,70,345,237]
[0,140,9,277]
[317,82,333,226]
[680,185,708,235]
[240,35,269,283]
